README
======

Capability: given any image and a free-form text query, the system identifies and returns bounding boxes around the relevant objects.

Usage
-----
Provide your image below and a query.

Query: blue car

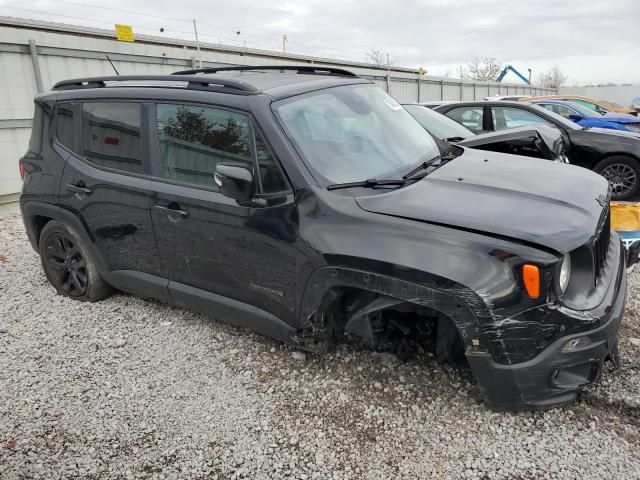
[529,99,640,133]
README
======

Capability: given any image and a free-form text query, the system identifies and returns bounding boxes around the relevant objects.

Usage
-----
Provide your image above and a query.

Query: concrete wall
[558,85,640,108]
[0,16,555,199]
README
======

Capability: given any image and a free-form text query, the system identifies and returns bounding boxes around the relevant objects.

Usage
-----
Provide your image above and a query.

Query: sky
[2,0,639,85]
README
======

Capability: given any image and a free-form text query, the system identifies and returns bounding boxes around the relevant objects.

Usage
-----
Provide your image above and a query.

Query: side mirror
[214,163,254,203]
[568,113,583,122]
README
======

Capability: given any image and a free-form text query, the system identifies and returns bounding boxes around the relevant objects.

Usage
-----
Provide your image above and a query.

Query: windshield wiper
[327,178,406,191]
[327,153,459,191]
[402,153,459,181]
[402,155,441,180]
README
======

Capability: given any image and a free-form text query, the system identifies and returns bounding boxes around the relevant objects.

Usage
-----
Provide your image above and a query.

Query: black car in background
[19,66,626,410]
[434,101,640,200]
[403,103,567,162]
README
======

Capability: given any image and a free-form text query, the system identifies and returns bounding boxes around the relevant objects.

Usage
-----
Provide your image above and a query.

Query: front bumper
[467,241,627,411]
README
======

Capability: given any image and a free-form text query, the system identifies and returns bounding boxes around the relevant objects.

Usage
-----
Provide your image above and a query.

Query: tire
[593,155,640,201]
[38,220,113,302]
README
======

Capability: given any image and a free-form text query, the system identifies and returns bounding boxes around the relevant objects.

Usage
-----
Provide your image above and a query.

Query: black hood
[356,148,609,253]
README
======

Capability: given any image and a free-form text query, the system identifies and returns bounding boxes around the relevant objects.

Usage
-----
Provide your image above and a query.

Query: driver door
[148,102,300,322]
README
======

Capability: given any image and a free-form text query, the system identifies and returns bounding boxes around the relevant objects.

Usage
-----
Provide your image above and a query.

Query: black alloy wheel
[43,232,88,296]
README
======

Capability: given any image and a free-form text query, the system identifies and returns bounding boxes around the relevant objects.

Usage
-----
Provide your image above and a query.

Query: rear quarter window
[55,103,75,151]
[27,102,46,155]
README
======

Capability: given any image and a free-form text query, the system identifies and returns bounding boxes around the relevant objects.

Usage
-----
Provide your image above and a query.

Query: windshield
[404,104,474,140]
[273,84,441,185]
[527,103,582,130]
[562,102,600,117]
[540,101,600,118]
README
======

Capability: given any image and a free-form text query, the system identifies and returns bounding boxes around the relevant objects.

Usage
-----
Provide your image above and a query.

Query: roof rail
[171,65,358,77]
[52,75,259,94]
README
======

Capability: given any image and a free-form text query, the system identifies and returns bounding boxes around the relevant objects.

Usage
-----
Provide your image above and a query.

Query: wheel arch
[592,154,640,198]
[21,201,108,273]
[594,152,640,164]
[295,265,492,352]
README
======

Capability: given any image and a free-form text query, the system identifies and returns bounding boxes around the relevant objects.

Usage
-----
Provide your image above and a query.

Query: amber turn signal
[522,264,540,298]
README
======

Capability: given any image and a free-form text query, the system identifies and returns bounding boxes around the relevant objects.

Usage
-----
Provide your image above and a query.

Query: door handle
[154,204,189,218]
[65,183,92,195]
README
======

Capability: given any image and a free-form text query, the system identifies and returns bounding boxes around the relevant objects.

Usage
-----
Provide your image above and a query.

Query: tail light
[19,159,25,180]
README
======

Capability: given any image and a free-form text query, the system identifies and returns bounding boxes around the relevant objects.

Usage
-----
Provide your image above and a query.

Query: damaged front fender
[294,266,491,352]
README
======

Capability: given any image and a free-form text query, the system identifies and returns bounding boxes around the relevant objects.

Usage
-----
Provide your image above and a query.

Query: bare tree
[536,66,568,89]
[366,49,395,69]
[465,57,502,81]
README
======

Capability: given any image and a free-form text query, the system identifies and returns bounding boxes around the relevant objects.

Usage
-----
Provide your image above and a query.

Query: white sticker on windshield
[384,97,402,111]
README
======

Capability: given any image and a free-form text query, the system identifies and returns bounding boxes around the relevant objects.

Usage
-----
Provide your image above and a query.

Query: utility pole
[282,34,288,54]
[386,52,390,71]
[192,19,202,69]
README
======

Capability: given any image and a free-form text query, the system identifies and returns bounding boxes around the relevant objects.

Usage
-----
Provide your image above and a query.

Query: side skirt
[103,270,297,346]
[168,281,297,345]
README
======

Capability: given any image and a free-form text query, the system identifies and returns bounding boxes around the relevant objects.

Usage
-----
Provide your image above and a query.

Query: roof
[49,66,372,100]
[524,94,594,102]
[528,99,577,104]
[191,69,370,99]
[523,95,633,112]
[434,100,531,107]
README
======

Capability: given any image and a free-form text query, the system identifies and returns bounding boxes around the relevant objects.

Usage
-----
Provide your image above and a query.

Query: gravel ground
[1,211,640,480]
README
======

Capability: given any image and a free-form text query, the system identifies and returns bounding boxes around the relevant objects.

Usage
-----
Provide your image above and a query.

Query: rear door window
[491,106,548,130]
[81,102,143,173]
[444,107,484,132]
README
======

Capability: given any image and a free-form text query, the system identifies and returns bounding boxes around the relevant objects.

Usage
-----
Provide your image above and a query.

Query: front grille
[593,207,611,280]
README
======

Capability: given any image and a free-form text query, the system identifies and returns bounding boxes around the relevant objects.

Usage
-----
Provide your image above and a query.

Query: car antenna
[105,55,119,76]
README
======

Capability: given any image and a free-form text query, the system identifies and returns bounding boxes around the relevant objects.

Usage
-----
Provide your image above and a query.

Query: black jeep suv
[20,66,626,410]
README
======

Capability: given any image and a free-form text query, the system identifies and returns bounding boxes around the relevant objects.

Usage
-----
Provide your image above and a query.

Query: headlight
[559,254,571,293]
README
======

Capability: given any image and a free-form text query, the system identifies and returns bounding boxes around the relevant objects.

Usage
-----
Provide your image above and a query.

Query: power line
[2,5,238,44]
[34,0,374,59]
[43,0,353,53]
[2,6,179,33]
[2,3,385,64]
[42,0,193,23]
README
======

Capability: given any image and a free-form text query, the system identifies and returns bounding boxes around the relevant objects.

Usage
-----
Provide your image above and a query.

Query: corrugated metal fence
[0,16,555,199]
[368,75,548,104]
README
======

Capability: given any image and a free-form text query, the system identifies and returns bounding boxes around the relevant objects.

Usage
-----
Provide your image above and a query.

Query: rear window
[81,103,143,174]
[55,103,75,151]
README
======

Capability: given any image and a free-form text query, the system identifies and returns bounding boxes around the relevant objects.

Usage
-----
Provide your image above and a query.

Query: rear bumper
[467,242,627,411]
